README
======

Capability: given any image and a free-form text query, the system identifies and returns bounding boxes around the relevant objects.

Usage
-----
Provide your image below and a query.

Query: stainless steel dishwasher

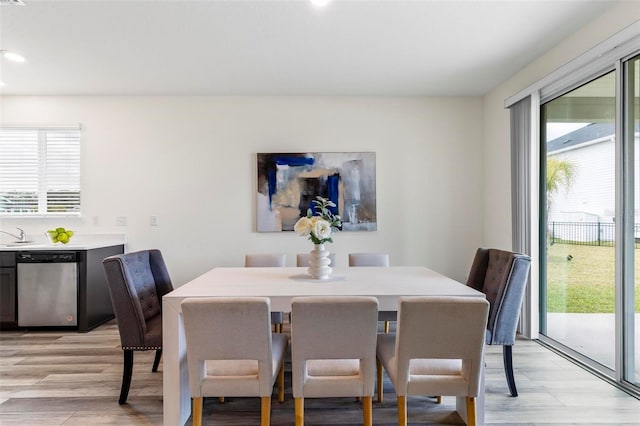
[17,252,78,327]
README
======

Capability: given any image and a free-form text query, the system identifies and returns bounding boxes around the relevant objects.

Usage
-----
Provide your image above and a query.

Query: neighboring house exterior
[547,122,639,243]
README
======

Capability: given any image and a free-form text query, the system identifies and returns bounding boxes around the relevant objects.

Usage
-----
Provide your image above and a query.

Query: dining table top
[163,266,484,312]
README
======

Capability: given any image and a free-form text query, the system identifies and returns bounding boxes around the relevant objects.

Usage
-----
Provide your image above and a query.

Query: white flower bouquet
[294,196,342,245]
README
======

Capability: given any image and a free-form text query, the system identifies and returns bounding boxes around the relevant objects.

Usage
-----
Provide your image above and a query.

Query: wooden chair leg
[503,345,518,397]
[278,360,285,403]
[260,396,271,426]
[295,397,304,426]
[363,396,372,426]
[436,395,442,404]
[152,349,162,372]
[465,396,477,426]
[397,395,407,426]
[119,350,134,404]
[376,358,383,403]
[192,397,203,426]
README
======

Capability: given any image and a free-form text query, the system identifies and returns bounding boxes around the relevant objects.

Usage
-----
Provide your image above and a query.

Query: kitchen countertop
[0,234,126,251]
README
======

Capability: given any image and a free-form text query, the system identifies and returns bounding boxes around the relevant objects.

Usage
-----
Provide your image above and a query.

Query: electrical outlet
[150,215,158,226]
[116,216,127,226]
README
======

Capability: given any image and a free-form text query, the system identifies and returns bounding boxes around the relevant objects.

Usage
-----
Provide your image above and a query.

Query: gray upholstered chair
[244,253,286,267]
[181,297,289,426]
[466,247,531,397]
[244,253,287,332]
[376,296,489,426]
[102,249,173,404]
[291,296,379,426]
[348,252,389,267]
[348,252,394,333]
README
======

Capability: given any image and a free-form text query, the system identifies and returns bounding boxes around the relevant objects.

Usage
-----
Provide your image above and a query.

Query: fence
[548,221,624,247]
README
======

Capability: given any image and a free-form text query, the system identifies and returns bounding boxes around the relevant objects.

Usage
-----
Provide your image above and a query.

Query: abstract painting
[257,152,376,232]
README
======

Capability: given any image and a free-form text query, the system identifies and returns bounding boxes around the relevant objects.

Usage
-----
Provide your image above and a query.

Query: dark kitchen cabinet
[0,252,17,327]
[77,245,124,331]
[2,244,124,332]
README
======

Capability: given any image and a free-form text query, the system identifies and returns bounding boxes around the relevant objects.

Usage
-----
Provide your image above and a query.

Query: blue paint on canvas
[267,168,277,207]
[327,174,340,215]
[273,155,315,167]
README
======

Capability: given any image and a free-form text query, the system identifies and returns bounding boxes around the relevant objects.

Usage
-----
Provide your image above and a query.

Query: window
[0,126,81,216]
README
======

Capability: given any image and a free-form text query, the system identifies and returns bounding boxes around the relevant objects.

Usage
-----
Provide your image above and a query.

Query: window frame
[0,124,82,218]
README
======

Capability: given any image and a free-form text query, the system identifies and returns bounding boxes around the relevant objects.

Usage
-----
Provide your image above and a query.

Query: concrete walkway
[546,312,640,379]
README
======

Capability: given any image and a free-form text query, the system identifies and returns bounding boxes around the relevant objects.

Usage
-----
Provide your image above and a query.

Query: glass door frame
[620,52,638,389]
[537,51,640,397]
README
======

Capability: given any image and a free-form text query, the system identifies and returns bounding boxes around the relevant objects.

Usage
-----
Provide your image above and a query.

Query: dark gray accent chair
[466,248,531,397]
[102,249,174,404]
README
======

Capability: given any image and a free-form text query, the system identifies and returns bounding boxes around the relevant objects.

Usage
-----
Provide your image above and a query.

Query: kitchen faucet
[0,227,27,242]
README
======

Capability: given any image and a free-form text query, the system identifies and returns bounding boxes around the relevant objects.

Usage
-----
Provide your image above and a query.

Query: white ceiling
[0,0,618,96]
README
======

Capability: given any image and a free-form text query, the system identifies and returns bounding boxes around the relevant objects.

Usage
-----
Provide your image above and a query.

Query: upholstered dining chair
[348,252,390,267]
[102,249,174,404]
[348,252,394,333]
[244,253,287,268]
[296,252,337,267]
[181,297,289,426]
[291,296,379,426]
[244,253,287,332]
[376,296,489,426]
[466,247,531,397]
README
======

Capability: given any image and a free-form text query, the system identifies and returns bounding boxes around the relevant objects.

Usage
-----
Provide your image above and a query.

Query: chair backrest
[181,297,275,397]
[244,253,286,267]
[296,252,337,267]
[466,248,531,345]
[348,252,389,267]
[290,296,379,397]
[102,249,173,348]
[395,296,489,396]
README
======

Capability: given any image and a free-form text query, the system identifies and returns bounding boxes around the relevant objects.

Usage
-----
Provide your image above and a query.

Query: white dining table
[162,266,486,425]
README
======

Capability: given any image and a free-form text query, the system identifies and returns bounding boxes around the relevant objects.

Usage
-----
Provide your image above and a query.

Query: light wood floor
[0,321,639,425]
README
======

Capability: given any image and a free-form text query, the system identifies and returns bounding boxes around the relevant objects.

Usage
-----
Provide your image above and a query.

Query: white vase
[308,243,332,280]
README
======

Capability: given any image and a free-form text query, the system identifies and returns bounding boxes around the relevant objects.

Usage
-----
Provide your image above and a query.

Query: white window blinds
[0,126,81,215]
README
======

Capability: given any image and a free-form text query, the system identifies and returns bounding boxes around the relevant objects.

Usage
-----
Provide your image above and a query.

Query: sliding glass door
[541,71,617,370]
[540,53,639,393]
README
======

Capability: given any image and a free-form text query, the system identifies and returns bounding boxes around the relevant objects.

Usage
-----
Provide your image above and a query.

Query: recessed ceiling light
[1,50,26,63]
[310,0,331,7]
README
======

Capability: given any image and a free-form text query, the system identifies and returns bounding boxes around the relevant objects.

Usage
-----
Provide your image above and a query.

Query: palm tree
[547,157,575,196]
[546,157,576,245]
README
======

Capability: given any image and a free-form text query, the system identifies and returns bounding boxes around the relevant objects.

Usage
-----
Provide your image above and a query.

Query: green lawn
[546,243,640,313]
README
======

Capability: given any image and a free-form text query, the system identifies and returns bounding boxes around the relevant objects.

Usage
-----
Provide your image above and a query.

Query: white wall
[1,96,484,286]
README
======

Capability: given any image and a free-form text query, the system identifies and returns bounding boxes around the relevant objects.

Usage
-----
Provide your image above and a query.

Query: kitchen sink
[0,242,46,248]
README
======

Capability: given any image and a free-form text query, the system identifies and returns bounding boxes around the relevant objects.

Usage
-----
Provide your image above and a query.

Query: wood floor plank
[0,321,638,425]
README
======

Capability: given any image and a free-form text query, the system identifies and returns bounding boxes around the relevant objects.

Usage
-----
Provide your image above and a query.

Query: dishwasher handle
[16,252,78,263]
